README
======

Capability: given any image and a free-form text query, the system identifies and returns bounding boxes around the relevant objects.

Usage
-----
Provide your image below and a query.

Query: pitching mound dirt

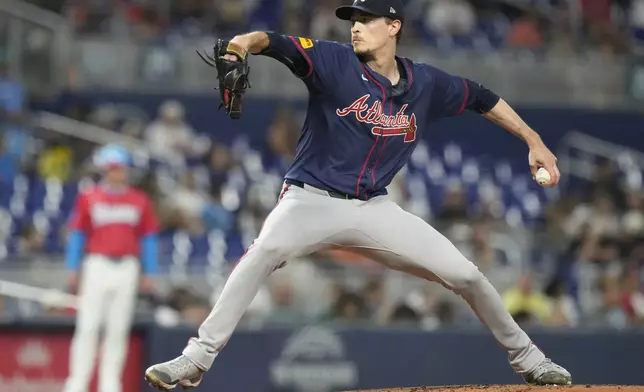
[343,385,644,392]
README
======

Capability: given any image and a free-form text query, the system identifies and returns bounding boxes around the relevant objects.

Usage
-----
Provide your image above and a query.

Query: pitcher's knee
[447,264,485,292]
[252,237,293,257]
[243,237,294,271]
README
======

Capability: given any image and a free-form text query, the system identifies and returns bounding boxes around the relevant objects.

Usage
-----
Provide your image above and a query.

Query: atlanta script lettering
[336,94,417,142]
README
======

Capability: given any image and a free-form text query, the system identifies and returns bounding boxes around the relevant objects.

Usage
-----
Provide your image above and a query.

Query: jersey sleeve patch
[298,37,314,49]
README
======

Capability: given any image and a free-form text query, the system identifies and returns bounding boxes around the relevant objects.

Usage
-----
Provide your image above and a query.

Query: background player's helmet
[93,144,132,170]
[335,0,405,22]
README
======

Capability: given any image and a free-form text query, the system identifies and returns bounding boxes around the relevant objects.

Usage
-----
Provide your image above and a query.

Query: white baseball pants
[183,182,545,374]
[63,255,140,392]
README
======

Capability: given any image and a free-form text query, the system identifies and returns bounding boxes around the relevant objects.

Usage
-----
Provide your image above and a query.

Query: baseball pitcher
[146,0,571,388]
[63,144,160,392]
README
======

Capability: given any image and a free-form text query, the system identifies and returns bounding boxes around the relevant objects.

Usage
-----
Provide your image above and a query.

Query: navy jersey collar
[359,56,413,94]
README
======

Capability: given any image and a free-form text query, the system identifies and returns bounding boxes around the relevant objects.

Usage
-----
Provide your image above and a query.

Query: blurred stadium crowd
[21,0,644,54]
[1,0,643,332]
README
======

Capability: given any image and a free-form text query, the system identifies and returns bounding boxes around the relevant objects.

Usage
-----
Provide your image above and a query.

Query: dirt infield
[343,385,644,392]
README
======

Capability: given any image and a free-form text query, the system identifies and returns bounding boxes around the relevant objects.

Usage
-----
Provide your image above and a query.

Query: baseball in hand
[535,167,551,186]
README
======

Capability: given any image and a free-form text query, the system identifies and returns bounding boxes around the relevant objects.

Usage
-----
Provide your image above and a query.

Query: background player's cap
[94,144,131,169]
[335,0,404,22]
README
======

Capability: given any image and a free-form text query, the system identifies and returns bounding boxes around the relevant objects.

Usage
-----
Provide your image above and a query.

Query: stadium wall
[1,320,643,392]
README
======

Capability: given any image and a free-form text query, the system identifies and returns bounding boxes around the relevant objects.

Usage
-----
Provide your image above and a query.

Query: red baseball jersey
[68,185,159,257]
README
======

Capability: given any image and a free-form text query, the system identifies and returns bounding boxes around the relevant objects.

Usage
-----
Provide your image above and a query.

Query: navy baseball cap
[336,0,405,22]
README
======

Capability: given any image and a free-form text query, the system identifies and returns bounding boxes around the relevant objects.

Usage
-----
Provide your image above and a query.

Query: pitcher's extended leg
[145,186,357,390]
[353,197,571,385]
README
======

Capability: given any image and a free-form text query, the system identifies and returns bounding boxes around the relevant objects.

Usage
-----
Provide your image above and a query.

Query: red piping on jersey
[369,138,389,191]
[368,96,393,191]
[356,65,388,199]
[289,36,314,78]
[403,58,413,88]
[355,136,379,199]
[456,78,470,115]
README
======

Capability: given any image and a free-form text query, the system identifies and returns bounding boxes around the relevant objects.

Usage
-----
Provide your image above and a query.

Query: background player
[145,0,571,389]
[63,144,159,392]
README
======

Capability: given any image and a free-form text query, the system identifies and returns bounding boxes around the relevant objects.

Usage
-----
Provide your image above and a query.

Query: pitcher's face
[350,12,399,55]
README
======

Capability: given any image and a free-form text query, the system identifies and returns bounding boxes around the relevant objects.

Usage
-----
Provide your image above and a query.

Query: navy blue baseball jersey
[259,33,472,200]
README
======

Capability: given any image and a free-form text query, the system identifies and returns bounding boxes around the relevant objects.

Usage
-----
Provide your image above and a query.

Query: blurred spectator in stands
[593,274,630,328]
[155,285,211,326]
[547,2,577,55]
[208,142,235,192]
[16,221,45,257]
[329,290,367,324]
[399,287,440,329]
[136,169,168,226]
[168,0,211,37]
[213,0,258,36]
[264,279,303,325]
[434,182,470,229]
[145,100,205,164]
[0,133,18,184]
[204,142,239,231]
[63,102,91,122]
[0,60,25,125]
[621,266,644,326]
[282,3,305,36]
[131,4,165,41]
[425,0,477,37]
[621,189,644,264]
[543,194,579,252]
[0,60,28,180]
[37,137,74,182]
[181,297,210,326]
[264,105,299,173]
[565,188,622,300]
[67,0,165,40]
[60,104,95,166]
[543,278,580,327]
[473,186,506,228]
[580,0,629,55]
[89,104,119,131]
[310,0,348,41]
[502,271,552,325]
[568,213,622,317]
[457,219,519,292]
[398,286,459,329]
[565,186,621,252]
[166,171,209,234]
[465,220,497,272]
[389,303,421,327]
[202,191,234,235]
[362,277,390,324]
[166,168,233,235]
[507,8,544,49]
[69,0,123,36]
[630,0,644,44]
[571,194,621,264]
[586,158,626,210]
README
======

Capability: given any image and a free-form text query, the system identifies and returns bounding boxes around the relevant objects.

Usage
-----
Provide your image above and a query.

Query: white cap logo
[390,7,396,13]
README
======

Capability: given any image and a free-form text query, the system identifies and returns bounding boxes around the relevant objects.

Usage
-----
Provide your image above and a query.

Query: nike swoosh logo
[361,74,368,82]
